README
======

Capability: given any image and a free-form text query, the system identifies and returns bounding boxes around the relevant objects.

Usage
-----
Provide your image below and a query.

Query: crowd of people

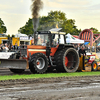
[73,44,100,53]
[1,41,100,53]
[0,43,19,52]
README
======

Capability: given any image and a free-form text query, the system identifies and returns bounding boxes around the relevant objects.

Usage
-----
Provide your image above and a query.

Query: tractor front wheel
[30,53,48,74]
[91,61,98,71]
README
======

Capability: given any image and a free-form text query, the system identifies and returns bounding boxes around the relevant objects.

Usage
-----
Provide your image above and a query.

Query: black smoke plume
[31,0,43,32]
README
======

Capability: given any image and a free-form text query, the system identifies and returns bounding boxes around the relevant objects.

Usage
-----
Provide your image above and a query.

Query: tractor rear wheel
[54,48,79,72]
[91,61,98,71]
[30,53,48,74]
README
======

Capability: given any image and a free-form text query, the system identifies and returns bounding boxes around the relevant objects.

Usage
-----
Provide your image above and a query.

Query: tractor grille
[20,45,27,57]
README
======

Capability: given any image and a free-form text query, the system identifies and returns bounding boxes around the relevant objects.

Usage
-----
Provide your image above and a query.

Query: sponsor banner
[0,52,15,59]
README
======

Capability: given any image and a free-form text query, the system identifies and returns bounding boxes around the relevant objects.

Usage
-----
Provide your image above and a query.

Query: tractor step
[0,59,27,69]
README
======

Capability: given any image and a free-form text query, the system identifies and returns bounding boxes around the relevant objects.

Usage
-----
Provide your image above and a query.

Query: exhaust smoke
[31,0,43,45]
[31,0,43,32]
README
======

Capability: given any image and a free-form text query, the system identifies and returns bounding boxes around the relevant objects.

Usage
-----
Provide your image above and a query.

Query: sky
[0,0,100,35]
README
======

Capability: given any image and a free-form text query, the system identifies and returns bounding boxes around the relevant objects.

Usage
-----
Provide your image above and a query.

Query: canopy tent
[66,33,84,44]
[15,33,28,37]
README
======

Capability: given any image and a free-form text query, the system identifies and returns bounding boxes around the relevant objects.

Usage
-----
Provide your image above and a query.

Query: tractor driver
[78,45,87,70]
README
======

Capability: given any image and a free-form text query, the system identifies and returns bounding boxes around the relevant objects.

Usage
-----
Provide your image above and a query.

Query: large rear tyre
[91,61,98,71]
[54,48,79,72]
[30,53,48,74]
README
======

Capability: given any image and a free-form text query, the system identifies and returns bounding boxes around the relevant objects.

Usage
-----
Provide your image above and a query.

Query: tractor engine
[20,45,27,58]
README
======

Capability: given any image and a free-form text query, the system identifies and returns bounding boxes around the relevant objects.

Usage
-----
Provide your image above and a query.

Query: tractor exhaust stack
[31,0,43,45]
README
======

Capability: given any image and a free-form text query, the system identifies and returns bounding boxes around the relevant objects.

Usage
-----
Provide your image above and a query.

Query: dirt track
[0,69,100,100]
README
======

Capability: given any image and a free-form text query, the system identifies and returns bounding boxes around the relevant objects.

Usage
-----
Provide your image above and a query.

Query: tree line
[0,11,100,35]
[0,18,7,34]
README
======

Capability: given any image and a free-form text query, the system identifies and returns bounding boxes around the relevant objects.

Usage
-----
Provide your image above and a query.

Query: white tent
[15,33,28,37]
[66,33,84,44]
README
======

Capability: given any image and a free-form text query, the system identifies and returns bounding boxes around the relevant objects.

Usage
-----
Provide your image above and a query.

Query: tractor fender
[57,44,74,50]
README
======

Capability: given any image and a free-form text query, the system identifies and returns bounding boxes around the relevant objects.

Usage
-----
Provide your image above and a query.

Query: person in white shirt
[4,43,9,52]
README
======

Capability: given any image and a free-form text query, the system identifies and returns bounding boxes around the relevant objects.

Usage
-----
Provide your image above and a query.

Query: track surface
[1,52,100,99]
[0,69,100,100]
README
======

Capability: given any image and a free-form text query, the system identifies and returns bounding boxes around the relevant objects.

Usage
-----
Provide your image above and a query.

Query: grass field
[0,71,100,81]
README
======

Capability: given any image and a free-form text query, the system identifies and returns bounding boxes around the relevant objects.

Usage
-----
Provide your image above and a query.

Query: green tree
[39,11,66,30]
[18,18,34,35]
[39,11,81,35]
[0,18,7,33]
[90,27,100,34]
[61,19,81,35]
[18,11,81,35]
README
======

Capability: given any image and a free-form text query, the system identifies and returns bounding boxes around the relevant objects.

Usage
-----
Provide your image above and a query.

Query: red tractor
[0,30,79,74]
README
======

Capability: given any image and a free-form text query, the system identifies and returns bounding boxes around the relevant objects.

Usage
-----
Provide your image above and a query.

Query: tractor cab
[31,30,66,57]
[35,30,66,47]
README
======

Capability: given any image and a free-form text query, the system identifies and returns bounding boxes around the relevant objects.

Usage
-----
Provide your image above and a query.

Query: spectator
[1,43,4,52]
[3,43,9,52]
[18,44,21,50]
[78,45,87,70]
[14,43,18,51]
[88,45,90,52]
[78,45,86,57]
[9,44,14,51]
[0,44,2,52]
[92,46,95,52]
[77,44,80,51]
[0,43,4,52]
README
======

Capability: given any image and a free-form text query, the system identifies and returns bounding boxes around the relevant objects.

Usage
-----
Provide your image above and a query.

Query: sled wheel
[30,53,48,74]
[54,48,79,72]
[91,61,98,71]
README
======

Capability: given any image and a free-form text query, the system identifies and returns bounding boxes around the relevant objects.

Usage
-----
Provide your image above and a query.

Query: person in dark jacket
[79,45,86,57]
[0,44,2,52]
[78,45,87,70]
[14,43,18,51]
